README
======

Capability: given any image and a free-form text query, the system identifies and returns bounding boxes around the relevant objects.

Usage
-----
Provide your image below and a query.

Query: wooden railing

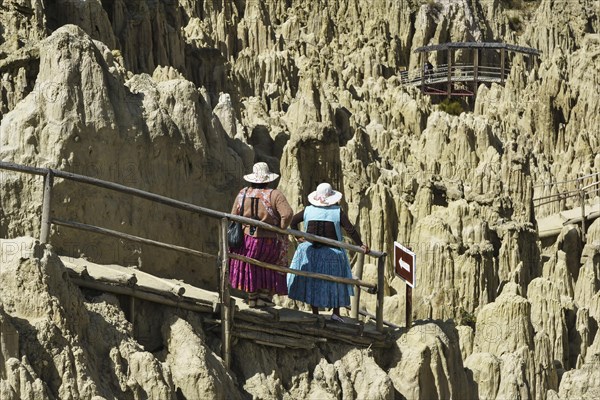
[399,63,512,88]
[0,161,387,368]
[533,171,600,241]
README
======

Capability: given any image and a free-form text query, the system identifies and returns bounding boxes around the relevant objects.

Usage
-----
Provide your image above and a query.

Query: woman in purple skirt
[228,162,293,307]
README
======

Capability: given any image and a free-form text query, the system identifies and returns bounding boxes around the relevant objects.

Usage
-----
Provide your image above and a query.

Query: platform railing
[399,63,511,87]
[0,161,387,368]
[533,171,600,241]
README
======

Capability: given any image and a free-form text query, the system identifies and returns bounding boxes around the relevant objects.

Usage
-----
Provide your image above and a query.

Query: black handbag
[227,189,247,248]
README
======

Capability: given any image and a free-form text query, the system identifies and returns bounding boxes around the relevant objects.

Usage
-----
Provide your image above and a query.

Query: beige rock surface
[464,352,501,400]
[0,237,173,398]
[1,25,245,288]
[528,278,569,369]
[2,236,470,399]
[388,322,471,399]
[0,0,599,398]
[160,316,240,400]
[231,339,396,399]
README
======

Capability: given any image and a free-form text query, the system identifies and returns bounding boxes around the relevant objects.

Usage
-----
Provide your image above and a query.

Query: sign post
[394,242,416,329]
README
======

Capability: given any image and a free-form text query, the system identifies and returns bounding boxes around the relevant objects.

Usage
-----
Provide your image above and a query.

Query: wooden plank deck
[537,202,600,238]
[60,257,393,349]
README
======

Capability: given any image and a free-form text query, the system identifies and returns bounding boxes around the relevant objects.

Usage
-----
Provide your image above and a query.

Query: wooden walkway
[534,172,600,240]
[61,256,393,349]
[537,202,600,238]
[0,160,392,367]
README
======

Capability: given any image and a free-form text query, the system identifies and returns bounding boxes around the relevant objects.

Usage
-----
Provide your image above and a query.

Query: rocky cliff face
[1,0,599,398]
[1,237,473,399]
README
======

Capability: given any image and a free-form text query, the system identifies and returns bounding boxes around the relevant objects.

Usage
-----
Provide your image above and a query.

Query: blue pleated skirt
[287,242,354,308]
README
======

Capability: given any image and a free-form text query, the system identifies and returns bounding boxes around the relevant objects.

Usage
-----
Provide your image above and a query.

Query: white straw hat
[243,162,279,183]
[308,183,342,206]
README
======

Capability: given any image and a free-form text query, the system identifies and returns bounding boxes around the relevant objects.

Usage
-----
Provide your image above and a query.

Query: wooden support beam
[421,52,426,93]
[68,277,213,313]
[447,49,453,98]
[66,266,137,287]
[500,48,505,84]
[232,330,316,350]
[40,170,54,244]
[141,271,185,297]
[220,218,233,369]
[350,252,365,319]
[358,308,400,329]
[376,255,386,332]
[473,48,479,96]
[406,285,413,329]
[129,297,136,331]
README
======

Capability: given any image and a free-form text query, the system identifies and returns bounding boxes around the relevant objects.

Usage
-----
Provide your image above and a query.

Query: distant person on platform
[424,61,434,81]
[287,183,369,323]
[229,162,293,308]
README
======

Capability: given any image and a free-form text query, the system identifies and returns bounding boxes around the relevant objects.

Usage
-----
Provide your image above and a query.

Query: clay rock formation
[0,237,174,398]
[388,322,471,399]
[0,0,599,398]
[160,316,241,399]
[525,0,599,56]
[467,282,559,399]
[0,236,248,399]
[0,0,47,120]
[232,340,395,399]
[1,236,477,399]
[1,25,246,288]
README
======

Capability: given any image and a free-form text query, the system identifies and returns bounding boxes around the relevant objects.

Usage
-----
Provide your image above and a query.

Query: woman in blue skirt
[287,183,369,322]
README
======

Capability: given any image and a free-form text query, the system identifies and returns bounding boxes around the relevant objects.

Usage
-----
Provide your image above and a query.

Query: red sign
[394,242,416,288]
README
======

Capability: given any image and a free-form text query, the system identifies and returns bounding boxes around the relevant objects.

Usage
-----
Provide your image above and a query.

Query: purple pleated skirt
[229,234,288,295]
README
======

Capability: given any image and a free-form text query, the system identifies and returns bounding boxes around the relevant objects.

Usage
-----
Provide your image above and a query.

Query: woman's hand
[295,236,306,243]
[360,244,370,254]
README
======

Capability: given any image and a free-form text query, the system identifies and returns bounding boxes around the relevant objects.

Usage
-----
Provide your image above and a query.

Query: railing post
[579,178,586,242]
[350,252,365,320]
[473,48,479,96]
[40,170,54,244]
[376,255,386,332]
[447,49,452,98]
[421,53,426,93]
[406,285,412,329]
[220,218,233,369]
[500,48,505,84]
[129,297,136,332]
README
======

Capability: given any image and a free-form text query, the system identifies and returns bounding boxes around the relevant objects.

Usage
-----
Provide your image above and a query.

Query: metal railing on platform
[533,171,600,241]
[0,161,387,368]
[399,63,511,89]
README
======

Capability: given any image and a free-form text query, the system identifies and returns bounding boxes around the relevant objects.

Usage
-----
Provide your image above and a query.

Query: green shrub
[500,0,523,8]
[508,16,522,32]
[438,99,464,116]
[458,307,476,329]
[426,0,444,13]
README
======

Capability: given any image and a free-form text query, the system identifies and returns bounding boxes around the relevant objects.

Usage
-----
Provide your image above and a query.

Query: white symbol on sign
[394,241,416,288]
[399,258,410,272]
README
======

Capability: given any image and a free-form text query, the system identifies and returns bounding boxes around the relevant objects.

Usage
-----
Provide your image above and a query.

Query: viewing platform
[403,42,540,97]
